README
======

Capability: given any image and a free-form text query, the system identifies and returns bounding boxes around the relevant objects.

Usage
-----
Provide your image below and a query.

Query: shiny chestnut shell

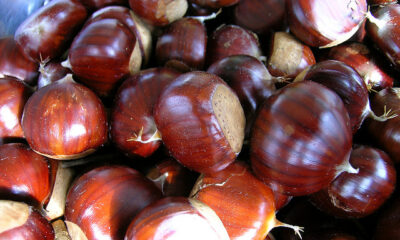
[65,165,163,240]
[251,81,352,196]
[21,75,108,160]
[37,61,71,89]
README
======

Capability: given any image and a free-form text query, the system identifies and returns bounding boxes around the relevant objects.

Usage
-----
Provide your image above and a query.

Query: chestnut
[14,0,88,63]
[128,0,188,27]
[65,165,163,240]
[154,71,245,174]
[310,145,396,218]
[0,200,54,239]
[111,67,180,158]
[124,197,230,240]
[286,0,367,48]
[38,61,71,89]
[251,81,354,196]
[21,74,108,160]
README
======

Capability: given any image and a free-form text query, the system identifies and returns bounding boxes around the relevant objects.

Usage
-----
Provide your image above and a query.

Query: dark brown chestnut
[38,61,71,89]
[14,0,87,63]
[21,74,108,160]
[65,165,162,240]
[154,71,245,174]
[0,37,39,86]
[111,68,180,158]
[327,42,394,91]
[310,145,396,218]
[0,200,54,239]
[206,24,263,66]
[128,0,188,27]
[251,81,354,196]
[286,0,367,48]
[124,197,230,240]
[191,161,302,240]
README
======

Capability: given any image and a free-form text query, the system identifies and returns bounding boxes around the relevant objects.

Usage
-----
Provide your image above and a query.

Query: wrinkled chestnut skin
[367,4,400,71]
[0,143,51,207]
[14,0,87,62]
[189,0,239,8]
[68,18,139,97]
[37,61,71,89]
[191,161,277,240]
[79,0,128,10]
[310,146,396,218]
[156,17,207,70]
[367,88,400,163]
[0,77,32,141]
[21,76,108,160]
[65,166,163,240]
[111,68,180,158]
[251,81,352,196]
[206,25,262,66]
[286,0,367,47]
[374,196,400,240]
[0,37,38,86]
[328,42,394,91]
[297,60,369,134]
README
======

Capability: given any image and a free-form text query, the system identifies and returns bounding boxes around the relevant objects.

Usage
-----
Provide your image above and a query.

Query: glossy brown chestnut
[295,60,379,134]
[251,81,353,196]
[233,0,285,35]
[79,0,128,10]
[367,88,400,163]
[65,165,162,240]
[189,0,239,8]
[156,17,207,70]
[124,197,230,240]
[111,68,180,158]
[327,42,394,91]
[267,32,315,79]
[146,158,198,197]
[0,37,39,86]
[207,55,275,137]
[154,71,245,174]
[374,196,400,240]
[66,18,141,97]
[310,145,396,218]
[0,77,32,142]
[0,200,54,239]
[21,74,108,160]
[191,161,302,240]
[286,0,367,48]
[128,0,188,27]
[366,4,400,70]
[14,0,87,63]
[37,61,71,89]
[206,24,263,66]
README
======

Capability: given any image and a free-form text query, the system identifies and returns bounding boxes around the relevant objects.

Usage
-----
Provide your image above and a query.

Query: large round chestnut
[124,197,230,240]
[286,0,367,48]
[0,77,32,142]
[0,200,54,239]
[154,71,245,174]
[111,68,180,158]
[14,0,87,62]
[65,165,163,240]
[21,74,108,160]
[310,145,396,218]
[251,81,353,196]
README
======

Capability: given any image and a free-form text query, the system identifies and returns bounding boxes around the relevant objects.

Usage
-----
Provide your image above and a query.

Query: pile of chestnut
[0,0,400,239]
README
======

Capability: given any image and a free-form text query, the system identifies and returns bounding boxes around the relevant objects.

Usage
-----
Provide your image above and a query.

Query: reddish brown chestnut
[310,145,396,218]
[124,197,230,240]
[38,61,71,89]
[327,42,394,91]
[191,161,302,240]
[0,200,54,239]
[251,81,354,196]
[0,77,32,142]
[206,24,263,66]
[111,68,180,158]
[0,37,39,86]
[21,74,108,160]
[65,165,163,240]
[286,0,367,48]
[14,0,87,63]
[128,0,188,27]
[154,71,245,174]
